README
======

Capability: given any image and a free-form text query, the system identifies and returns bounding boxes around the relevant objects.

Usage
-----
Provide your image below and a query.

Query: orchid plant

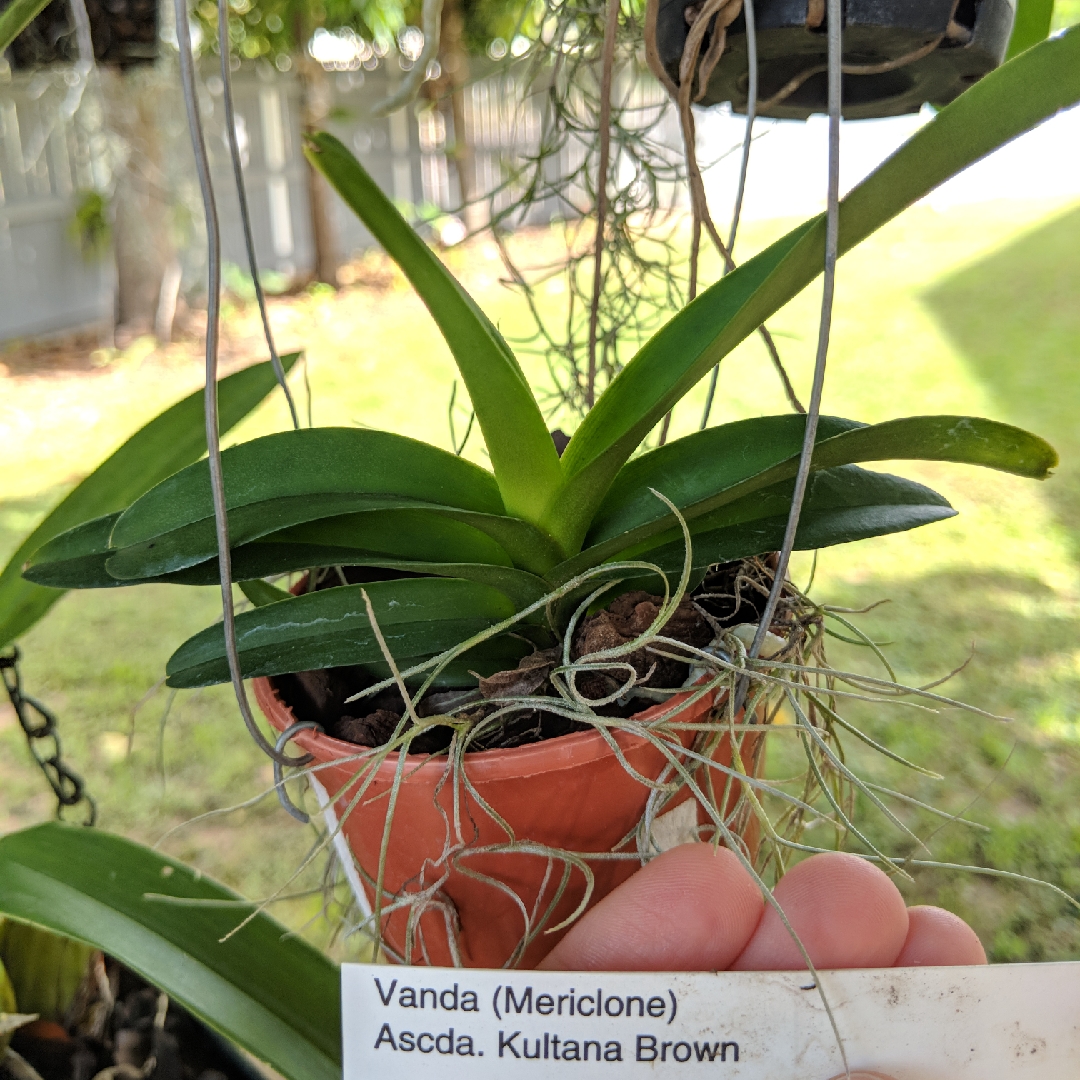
[0,24,1077,1080]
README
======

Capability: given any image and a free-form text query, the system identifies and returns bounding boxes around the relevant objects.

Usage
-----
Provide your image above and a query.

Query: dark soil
[270,557,779,754]
[3,958,263,1080]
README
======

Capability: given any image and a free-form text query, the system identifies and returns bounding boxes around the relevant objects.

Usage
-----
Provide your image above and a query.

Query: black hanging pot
[4,0,158,69]
[655,0,1017,120]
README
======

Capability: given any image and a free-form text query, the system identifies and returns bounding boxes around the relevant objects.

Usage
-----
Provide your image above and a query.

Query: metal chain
[1,647,96,825]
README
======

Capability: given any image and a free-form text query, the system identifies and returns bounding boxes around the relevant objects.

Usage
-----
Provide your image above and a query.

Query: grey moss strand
[174,0,298,780]
[747,0,842,667]
[699,0,758,431]
[216,0,300,431]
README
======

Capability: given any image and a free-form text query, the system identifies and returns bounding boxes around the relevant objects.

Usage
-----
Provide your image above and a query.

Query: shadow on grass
[922,203,1080,559]
[804,565,1080,962]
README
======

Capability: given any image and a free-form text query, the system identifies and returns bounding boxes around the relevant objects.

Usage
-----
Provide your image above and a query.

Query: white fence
[0,66,114,340]
[1,55,656,342]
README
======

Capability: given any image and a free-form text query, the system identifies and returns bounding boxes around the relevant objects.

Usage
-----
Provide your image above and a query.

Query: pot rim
[254,675,718,783]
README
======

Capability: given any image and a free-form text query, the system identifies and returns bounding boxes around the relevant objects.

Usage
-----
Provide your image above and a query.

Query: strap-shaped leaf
[547,28,1080,552]
[20,514,125,590]
[103,503,515,581]
[166,577,520,688]
[162,544,550,611]
[572,414,1056,572]
[1007,0,1055,59]
[0,824,339,1080]
[24,518,547,619]
[238,579,291,607]
[94,428,552,577]
[801,414,1056,476]
[266,510,514,566]
[260,509,563,577]
[587,415,861,547]
[28,505,563,588]
[550,467,955,628]
[111,428,502,547]
[0,0,53,52]
[628,465,953,567]
[554,466,956,620]
[304,131,564,528]
[0,358,299,649]
[20,514,297,592]
[104,504,560,582]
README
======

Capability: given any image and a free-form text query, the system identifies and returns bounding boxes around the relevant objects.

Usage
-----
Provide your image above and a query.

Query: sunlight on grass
[2,195,1078,959]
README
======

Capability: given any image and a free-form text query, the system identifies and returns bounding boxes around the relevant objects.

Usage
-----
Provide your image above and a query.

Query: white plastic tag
[341,961,1080,1079]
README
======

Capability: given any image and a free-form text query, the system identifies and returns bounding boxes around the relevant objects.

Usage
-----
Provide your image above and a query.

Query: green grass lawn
[2,197,1078,960]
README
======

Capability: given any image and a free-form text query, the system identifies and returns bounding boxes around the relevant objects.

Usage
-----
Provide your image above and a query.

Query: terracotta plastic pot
[254,677,751,969]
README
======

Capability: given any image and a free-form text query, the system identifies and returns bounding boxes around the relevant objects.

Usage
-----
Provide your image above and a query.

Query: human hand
[539,845,986,1080]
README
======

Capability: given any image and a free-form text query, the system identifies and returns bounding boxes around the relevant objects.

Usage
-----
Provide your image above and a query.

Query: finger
[539,843,764,971]
[893,905,987,966]
[732,852,909,970]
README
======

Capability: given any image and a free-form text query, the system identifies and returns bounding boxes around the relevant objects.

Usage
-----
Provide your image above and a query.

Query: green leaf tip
[1,357,300,649]
[0,823,340,1080]
[304,130,565,529]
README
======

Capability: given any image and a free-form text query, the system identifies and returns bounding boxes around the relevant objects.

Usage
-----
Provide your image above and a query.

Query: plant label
[342,961,1080,1078]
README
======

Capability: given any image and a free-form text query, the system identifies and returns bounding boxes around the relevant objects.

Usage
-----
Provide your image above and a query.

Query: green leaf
[552,466,955,621]
[0,953,16,1040]
[0,357,299,649]
[27,513,559,597]
[562,414,1057,576]
[165,577,520,687]
[1007,0,1056,58]
[270,509,564,576]
[266,510,514,566]
[251,512,562,584]
[20,514,126,591]
[103,502,519,583]
[0,921,93,1021]
[93,509,560,592]
[0,0,52,53]
[0,824,340,1080]
[238,579,292,607]
[304,131,564,528]
[801,414,1057,477]
[585,416,861,549]
[44,535,547,611]
[109,428,502,550]
[548,28,1080,552]
[226,550,549,611]
[237,555,549,611]
[19,515,274,592]
[628,466,955,569]
[80,427,570,578]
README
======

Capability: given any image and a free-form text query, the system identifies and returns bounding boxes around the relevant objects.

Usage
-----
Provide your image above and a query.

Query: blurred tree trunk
[296,43,340,285]
[439,0,480,227]
[98,64,176,336]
